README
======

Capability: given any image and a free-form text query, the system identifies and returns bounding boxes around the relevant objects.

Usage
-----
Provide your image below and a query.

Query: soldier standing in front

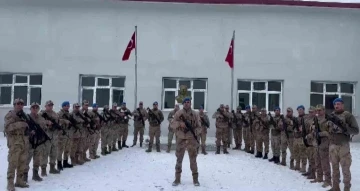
[231,106,243,150]
[268,107,282,164]
[166,104,180,152]
[132,101,148,147]
[281,107,295,167]
[57,101,74,168]
[255,108,270,159]
[329,98,359,191]
[170,97,201,186]
[212,104,231,154]
[4,99,29,191]
[293,105,307,173]
[119,102,131,148]
[146,101,164,152]
[198,106,210,155]
[303,106,316,180]
[88,103,101,159]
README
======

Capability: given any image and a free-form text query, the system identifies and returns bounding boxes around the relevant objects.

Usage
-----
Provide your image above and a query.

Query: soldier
[212,104,231,154]
[310,104,332,188]
[293,105,307,173]
[231,106,243,150]
[101,105,112,155]
[166,104,180,152]
[118,102,131,148]
[255,108,270,159]
[24,102,47,183]
[242,105,252,152]
[40,100,60,176]
[225,105,232,148]
[110,103,121,151]
[268,107,282,164]
[70,103,85,166]
[131,101,148,147]
[4,98,29,190]
[146,101,164,152]
[80,100,92,162]
[88,103,101,159]
[198,106,210,155]
[329,98,359,191]
[281,107,295,167]
[170,97,201,186]
[57,101,74,168]
[302,106,316,179]
[248,105,258,154]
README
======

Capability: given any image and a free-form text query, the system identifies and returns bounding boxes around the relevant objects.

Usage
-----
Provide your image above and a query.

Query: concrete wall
[1,0,360,140]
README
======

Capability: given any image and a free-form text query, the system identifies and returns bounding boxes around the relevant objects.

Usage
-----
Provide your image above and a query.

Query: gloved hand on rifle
[178,122,186,131]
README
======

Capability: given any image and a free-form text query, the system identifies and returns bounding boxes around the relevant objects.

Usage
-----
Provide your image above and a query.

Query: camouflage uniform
[101,106,113,154]
[110,104,121,151]
[212,106,231,154]
[118,105,131,148]
[40,100,61,175]
[57,105,74,169]
[170,105,201,186]
[242,110,252,152]
[132,106,148,147]
[146,106,164,152]
[255,109,270,159]
[303,107,316,179]
[269,112,282,164]
[281,108,295,167]
[80,107,93,162]
[167,108,178,152]
[88,107,101,159]
[69,103,85,166]
[328,98,359,191]
[4,99,30,190]
[293,115,307,173]
[231,107,243,150]
[198,111,210,154]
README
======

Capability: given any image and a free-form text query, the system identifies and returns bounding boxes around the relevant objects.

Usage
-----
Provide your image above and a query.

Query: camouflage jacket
[293,115,305,138]
[271,115,283,136]
[212,110,231,128]
[4,110,29,135]
[101,109,113,126]
[148,109,164,126]
[258,114,270,133]
[231,112,243,129]
[132,108,148,127]
[283,116,295,138]
[250,112,262,131]
[119,108,132,124]
[305,115,316,146]
[58,109,71,129]
[109,109,121,124]
[70,110,85,138]
[199,112,210,128]
[88,110,101,130]
[167,109,179,126]
[170,108,201,140]
[40,110,59,137]
[330,111,359,145]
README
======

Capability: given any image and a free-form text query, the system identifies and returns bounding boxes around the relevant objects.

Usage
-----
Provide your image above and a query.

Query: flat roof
[124,0,360,9]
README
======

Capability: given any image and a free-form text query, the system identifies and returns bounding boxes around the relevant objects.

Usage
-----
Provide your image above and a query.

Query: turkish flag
[225,36,234,69]
[122,31,136,61]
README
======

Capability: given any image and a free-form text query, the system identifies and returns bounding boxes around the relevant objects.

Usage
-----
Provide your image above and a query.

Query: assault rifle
[240,112,249,126]
[200,115,209,128]
[325,113,348,134]
[301,116,310,147]
[280,115,289,139]
[95,111,107,124]
[147,107,161,124]
[17,110,51,149]
[62,113,79,133]
[314,116,321,145]
[231,110,238,126]
[137,108,145,126]
[41,112,67,137]
[77,112,95,134]
[180,115,199,144]
[292,117,299,131]
[268,112,276,127]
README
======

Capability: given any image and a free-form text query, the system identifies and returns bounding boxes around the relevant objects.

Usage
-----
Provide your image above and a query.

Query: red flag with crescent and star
[122,31,136,61]
[225,35,234,69]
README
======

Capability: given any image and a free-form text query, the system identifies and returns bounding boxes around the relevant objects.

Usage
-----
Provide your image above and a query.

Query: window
[162,78,207,110]
[0,73,42,106]
[237,80,282,112]
[310,82,355,114]
[79,75,125,107]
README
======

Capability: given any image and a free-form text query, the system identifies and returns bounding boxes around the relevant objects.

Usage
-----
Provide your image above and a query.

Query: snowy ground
[0,135,359,191]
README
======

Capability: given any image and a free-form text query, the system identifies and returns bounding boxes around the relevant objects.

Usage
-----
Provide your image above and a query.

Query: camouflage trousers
[314,144,331,184]
[70,137,82,159]
[199,127,207,147]
[232,127,242,146]
[167,127,175,146]
[57,133,71,161]
[175,138,199,177]
[118,124,128,142]
[41,138,58,167]
[228,127,233,145]
[256,131,269,153]
[25,143,44,173]
[243,127,254,151]
[306,146,316,174]
[149,125,161,147]
[101,126,111,149]
[133,126,145,145]
[89,131,100,158]
[7,135,29,182]
[329,142,351,189]
[82,131,91,156]
[215,127,229,147]
[293,138,307,171]
[280,133,294,162]
[111,125,119,145]
[271,135,281,157]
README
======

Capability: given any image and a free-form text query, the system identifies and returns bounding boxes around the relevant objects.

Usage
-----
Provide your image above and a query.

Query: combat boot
[140,142,143,147]
[105,146,111,154]
[63,160,73,168]
[215,146,220,154]
[201,145,208,155]
[310,176,323,183]
[83,154,91,162]
[71,157,78,166]
[268,156,275,162]
[156,144,161,152]
[122,141,129,148]
[255,152,262,158]
[307,172,315,180]
[274,156,280,164]
[101,148,106,156]
[118,141,122,150]
[263,153,268,159]
[289,159,295,170]
[227,143,230,148]
[7,180,15,191]
[302,172,310,176]
[49,164,60,174]
[32,169,43,181]
[249,150,254,154]
[172,172,181,186]
[112,144,118,151]
[193,173,200,186]
[146,145,152,152]
[77,155,85,165]
[131,141,136,147]
[41,167,47,177]
[322,182,331,188]
[23,172,28,183]
[57,160,63,171]
[343,184,351,191]
[166,144,171,153]
[15,175,29,188]
[223,147,229,154]
[280,158,286,166]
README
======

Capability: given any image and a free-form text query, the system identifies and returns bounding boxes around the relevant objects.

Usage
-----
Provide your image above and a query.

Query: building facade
[1,0,360,140]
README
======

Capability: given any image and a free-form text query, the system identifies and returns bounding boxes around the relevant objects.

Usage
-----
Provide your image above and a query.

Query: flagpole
[231,30,235,110]
[134,25,138,110]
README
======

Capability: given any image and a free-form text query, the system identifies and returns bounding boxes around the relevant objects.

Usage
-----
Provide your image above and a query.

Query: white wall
[1,0,360,139]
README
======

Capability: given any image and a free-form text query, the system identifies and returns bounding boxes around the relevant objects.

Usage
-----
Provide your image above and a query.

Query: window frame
[0,73,43,107]
[161,77,208,111]
[310,81,356,114]
[237,80,283,114]
[79,75,126,109]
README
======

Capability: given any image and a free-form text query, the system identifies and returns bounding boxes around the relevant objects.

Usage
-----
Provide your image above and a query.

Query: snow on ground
[0,135,359,191]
